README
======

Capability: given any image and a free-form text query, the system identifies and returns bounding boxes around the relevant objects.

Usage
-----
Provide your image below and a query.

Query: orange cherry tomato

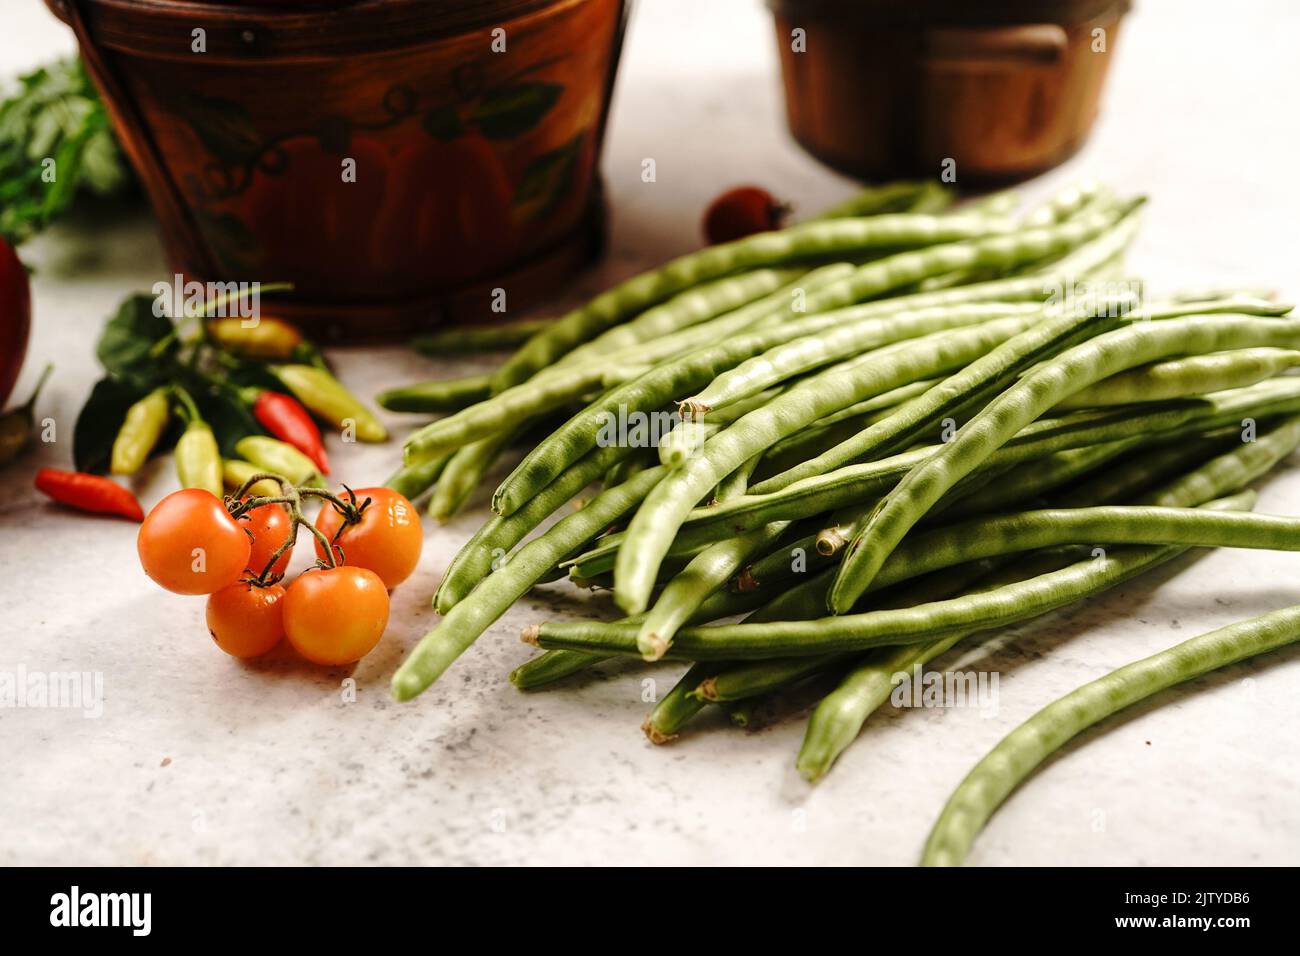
[283,566,390,666]
[239,499,294,582]
[138,489,251,595]
[206,582,286,658]
[313,487,422,589]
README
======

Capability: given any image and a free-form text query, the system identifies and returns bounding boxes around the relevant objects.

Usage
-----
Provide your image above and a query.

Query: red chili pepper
[34,468,144,521]
[248,389,330,474]
[702,186,790,245]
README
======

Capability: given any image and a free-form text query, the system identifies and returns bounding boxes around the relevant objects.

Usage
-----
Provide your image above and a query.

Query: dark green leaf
[422,106,462,143]
[73,376,145,473]
[181,374,263,459]
[471,83,562,140]
[95,294,174,388]
[513,133,584,223]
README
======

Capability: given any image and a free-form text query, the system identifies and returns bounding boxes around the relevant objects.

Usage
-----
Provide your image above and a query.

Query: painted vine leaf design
[470,82,563,140]
[513,132,585,223]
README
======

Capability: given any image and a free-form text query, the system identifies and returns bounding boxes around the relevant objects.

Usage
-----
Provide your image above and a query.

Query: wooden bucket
[48,0,630,338]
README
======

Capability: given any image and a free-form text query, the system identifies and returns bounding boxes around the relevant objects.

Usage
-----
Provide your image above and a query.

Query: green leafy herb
[95,294,175,389]
[0,57,133,245]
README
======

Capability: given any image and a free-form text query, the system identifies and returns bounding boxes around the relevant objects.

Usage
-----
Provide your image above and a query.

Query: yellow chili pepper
[206,316,303,360]
[222,459,282,498]
[110,386,170,475]
[175,420,223,496]
[235,435,319,487]
[273,364,388,442]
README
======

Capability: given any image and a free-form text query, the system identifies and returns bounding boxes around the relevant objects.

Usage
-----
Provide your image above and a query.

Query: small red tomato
[702,186,788,245]
[206,582,286,658]
[283,566,389,666]
[239,499,294,582]
[313,487,422,589]
[138,489,251,595]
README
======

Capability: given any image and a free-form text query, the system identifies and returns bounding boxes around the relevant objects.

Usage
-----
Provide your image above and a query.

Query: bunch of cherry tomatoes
[135,478,421,666]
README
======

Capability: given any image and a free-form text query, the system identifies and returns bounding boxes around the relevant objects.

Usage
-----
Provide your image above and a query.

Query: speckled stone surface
[2,0,1299,865]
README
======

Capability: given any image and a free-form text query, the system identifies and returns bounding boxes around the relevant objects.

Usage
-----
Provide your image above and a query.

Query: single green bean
[427,431,513,522]
[643,663,720,744]
[811,181,949,220]
[832,313,1300,612]
[1055,346,1300,409]
[922,602,1300,866]
[509,649,609,689]
[384,452,450,502]
[377,373,492,413]
[411,319,552,356]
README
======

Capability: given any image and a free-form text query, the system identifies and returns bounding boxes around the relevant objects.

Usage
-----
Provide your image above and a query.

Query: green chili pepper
[273,364,387,443]
[0,363,52,466]
[235,435,319,486]
[110,386,170,475]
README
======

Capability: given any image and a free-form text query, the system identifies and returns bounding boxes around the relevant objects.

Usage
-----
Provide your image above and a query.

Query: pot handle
[924,24,1069,68]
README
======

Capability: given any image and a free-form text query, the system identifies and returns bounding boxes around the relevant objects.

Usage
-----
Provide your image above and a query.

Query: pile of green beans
[382,180,1300,864]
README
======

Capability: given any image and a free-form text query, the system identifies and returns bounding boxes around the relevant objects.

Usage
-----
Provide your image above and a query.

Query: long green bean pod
[682,301,1045,416]
[532,493,1270,660]
[922,602,1300,866]
[562,267,805,362]
[493,283,1067,516]
[434,442,632,613]
[392,464,669,701]
[643,663,720,744]
[384,452,450,502]
[1055,346,1300,409]
[616,311,1065,612]
[832,313,1300,612]
[489,213,1014,391]
[636,522,789,660]
[377,372,493,413]
[427,430,513,522]
[749,295,1283,495]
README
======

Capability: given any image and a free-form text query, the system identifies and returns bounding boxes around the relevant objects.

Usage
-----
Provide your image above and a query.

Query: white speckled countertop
[3,0,1299,866]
